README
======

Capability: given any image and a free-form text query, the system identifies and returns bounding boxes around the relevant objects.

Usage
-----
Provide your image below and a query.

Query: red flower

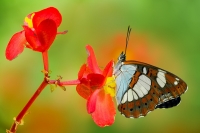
[6,7,66,60]
[63,45,116,127]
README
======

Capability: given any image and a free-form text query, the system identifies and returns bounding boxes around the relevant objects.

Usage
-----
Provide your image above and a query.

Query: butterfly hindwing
[156,97,181,109]
[114,60,187,118]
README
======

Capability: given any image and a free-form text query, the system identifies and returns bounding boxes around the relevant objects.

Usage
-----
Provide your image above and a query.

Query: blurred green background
[0,0,199,133]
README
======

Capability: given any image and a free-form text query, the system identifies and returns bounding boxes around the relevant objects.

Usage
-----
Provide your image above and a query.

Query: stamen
[104,76,116,97]
[57,30,68,34]
[24,13,35,28]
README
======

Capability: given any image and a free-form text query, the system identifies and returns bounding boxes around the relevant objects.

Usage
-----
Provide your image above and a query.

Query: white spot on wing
[132,90,138,100]
[139,75,151,85]
[137,80,148,95]
[121,92,127,103]
[127,89,133,102]
[156,77,165,88]
[156,71,166,88]
[174,77,179,86]
[157,72,166,82]
[133,84,144,98]
[174,81,178,85]
[138,79,150,91]
[131,75,151,99]
[143,67,147,74]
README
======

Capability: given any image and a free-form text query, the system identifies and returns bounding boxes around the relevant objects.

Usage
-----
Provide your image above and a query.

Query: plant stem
[48,79,80,86]
[42,51,49,74]
[8,79,48,133]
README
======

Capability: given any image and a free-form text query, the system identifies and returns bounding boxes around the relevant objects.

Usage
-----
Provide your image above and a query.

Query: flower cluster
[6,7,117,133]
[6,7,66,60]
[64,45,116,127]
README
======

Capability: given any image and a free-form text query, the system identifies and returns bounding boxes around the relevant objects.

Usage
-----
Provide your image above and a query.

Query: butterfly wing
[113,60,188,118]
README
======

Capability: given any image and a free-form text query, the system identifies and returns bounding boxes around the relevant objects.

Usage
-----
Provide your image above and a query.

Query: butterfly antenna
[125,25,131,55]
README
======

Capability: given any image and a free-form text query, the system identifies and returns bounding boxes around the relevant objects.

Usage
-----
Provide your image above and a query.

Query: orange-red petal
[23,25,41,50]
[36,19,57,51]
[78,64,92,79]
[76,83,91,99]
[5,31,26,60]
[78,64,86,79]
[87,73,105,87]
[86,45,102,74]
[87,89,100,113]
[32,7,62,29]
[103,60,113,78]
[91,89,116,127]
[24,19,57,52]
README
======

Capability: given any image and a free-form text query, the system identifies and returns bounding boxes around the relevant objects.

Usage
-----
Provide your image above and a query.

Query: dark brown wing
[116,60,188,118]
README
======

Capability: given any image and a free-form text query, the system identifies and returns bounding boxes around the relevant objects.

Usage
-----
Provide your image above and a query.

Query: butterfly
[113,26,188,118]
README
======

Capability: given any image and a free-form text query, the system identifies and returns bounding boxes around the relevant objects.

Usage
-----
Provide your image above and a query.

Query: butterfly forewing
[114,60,188,118]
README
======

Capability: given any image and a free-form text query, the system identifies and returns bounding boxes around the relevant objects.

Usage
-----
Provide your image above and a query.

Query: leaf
[50,84,55,92]
[59,86,66,91]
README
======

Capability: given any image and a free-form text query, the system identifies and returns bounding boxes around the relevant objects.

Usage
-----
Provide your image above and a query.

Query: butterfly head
[113,51,125,75]
[118,51,126,62]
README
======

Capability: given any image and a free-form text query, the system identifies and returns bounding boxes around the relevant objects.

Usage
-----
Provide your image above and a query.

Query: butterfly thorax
[113,52,126,76]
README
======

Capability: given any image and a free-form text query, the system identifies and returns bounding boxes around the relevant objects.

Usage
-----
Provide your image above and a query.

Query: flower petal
[91,89,116,127]
[103,60,114,77]
[32,7,62,29]
[87,89,100,114]
[78,64,92,79]
[76,83,91,99]
[78,64,86,79]
[86,45,102,74]
[87,73,105,87]
[5,31,26,60]
[36,19,57,51]
[24,19,57,52]
[23,26,40,50]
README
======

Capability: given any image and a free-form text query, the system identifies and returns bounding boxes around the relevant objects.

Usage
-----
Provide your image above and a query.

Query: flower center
[24,13,35,28]
[104,76,116,97]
